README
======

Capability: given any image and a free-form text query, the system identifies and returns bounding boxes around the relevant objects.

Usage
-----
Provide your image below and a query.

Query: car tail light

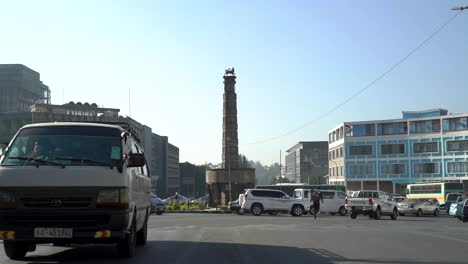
[345,197,348,204]
[368,198,374,206]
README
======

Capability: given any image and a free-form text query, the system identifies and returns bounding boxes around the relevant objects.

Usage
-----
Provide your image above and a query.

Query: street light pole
[226,137,232,203]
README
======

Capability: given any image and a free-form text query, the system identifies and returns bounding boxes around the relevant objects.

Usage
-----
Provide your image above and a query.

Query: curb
[163,210,233,214]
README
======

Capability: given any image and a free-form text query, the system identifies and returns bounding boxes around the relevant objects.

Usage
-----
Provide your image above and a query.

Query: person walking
[311,189,324,219]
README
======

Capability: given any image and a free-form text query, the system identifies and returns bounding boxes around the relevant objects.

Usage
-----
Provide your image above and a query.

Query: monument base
[206,168,255,206]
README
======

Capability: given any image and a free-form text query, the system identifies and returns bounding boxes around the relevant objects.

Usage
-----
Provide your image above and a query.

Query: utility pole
[227,137,232,203]
[279,149,282,179]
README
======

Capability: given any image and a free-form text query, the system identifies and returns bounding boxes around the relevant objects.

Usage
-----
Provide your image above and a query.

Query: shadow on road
[21,241,463,264]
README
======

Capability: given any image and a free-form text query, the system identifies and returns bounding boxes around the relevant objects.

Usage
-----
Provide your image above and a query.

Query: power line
[242,10,463,146]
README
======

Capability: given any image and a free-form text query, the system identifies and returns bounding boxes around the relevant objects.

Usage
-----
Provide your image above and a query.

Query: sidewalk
[164,208,232,214]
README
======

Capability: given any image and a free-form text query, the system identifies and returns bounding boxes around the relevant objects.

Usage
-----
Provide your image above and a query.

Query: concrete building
[206,68,255,205]
[328,109,468,194]
[167,143,180,195]
[285,141,329,184]
[0,64,50,113]
[180,162,206,198]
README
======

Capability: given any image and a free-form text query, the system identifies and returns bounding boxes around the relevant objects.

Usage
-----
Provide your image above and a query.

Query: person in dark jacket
[310,189,324,219]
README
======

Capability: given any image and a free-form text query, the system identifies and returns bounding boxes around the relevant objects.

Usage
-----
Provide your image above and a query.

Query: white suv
[240,189,308,216]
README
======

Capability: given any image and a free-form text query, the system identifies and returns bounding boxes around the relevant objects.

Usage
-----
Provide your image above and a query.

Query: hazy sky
[1,1,467,165]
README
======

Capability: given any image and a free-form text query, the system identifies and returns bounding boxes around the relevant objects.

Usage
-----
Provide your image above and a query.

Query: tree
[272,176,291,185]
[238,154,252,168]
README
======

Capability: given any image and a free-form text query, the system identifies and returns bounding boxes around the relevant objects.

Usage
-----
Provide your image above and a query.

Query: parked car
[456,198,468,222]
[0,123,152,259]
[293,189,347,216]
[240,189,308,216]
[346,190,398,220]
[445,193,463,213]
[347,191,359,198]
[228,200,241,213]
[427,198,441,208]
[392,196,406,203]
[151,194,166,215]
[398,199,440,217]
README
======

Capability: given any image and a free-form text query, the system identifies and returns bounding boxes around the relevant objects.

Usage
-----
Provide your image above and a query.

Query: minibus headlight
[97,189,129,209]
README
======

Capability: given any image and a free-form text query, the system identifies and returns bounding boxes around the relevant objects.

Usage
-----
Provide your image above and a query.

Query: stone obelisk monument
[206,68,256,205]
[222,68,239,169]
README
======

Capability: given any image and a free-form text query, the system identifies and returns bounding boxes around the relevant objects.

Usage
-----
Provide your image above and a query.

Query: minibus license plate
[34,228,72,238]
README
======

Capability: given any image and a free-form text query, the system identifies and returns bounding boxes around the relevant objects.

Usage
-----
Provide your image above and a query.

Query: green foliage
[239,154,252,168]
[272,176,292,184]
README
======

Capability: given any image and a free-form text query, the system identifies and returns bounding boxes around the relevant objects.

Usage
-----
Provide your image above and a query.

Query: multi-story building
[328,109,468,194]
[0,64,50,113]
[167,143,180,195]
[285,141,328,183]
[179,162,207,198]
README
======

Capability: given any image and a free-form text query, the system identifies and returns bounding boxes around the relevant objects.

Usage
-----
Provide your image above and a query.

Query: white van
[293,189,347,216]
[0,123,151,259]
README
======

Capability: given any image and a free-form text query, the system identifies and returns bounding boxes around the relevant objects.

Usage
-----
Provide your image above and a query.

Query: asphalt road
[1,213,467,264]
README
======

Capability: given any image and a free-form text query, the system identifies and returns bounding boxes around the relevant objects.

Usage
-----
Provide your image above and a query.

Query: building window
[444,117,468,132]
[381,144,405,155]
[349,145,373,156]
[447,140,468,152]
[413,142,438,153]
[381,164,405,174]
[414,163,438,174]
[340,147,343,158]
[412,120,440,134]
[350,124,375,137]
[410,184,441,194]
[349,164,373,176]
[398,122,408,135]
[448,162,468,173]
[382,123,394,136]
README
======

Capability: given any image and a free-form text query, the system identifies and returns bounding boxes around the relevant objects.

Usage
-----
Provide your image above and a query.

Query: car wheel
[268,211,279,216]
[350,213,357,219]
[433,209,439,217]
[237,209,245,215]
[291,205,304,217]
[464,216,468,223]
[390,208,398,220]
[4,241,29,260]
[339,206,347,216]
[250,204,263,216]
[117,219,137,258]
[156,212,163,215]
[136,211,148,245]
[416,209,422,217]
[374,207,381,220]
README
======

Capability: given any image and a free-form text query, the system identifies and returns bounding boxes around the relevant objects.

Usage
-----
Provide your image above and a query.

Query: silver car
[398,198,440,217]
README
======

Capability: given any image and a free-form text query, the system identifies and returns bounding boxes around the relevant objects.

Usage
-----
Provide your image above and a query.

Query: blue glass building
[328,109,468,194]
